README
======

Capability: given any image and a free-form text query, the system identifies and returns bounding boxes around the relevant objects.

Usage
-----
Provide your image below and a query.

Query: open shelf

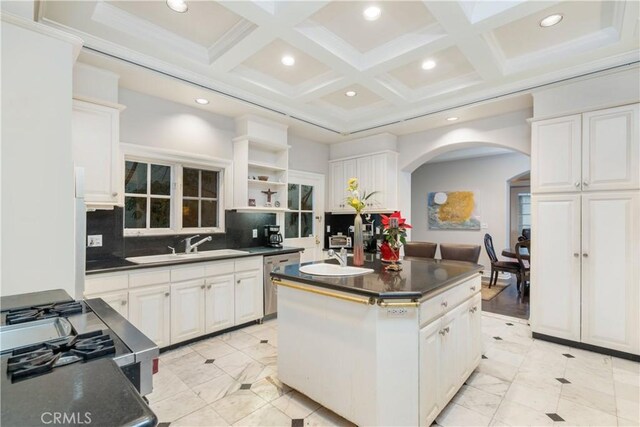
[248,179,286,186]
[248,161,287,172]
[232,206,287,213]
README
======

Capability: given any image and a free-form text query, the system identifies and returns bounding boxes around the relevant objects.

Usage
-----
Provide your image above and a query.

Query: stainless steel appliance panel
[263,252,300,318]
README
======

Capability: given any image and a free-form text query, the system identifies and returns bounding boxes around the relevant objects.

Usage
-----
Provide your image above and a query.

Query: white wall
[1,18,78,297]
[119,89,236,159]
[411,153,530,269]
[289,134,330,176]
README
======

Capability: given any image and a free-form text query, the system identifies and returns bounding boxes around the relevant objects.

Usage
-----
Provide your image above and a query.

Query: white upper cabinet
[531,115,582,193]
[581,192,640,354]
[582,104,639,191]
[72,99,124,207]
[532,104,639,194]
[329,152,398,213]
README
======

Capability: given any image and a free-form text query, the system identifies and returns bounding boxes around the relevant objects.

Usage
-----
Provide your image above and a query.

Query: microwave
[329,235,352,248]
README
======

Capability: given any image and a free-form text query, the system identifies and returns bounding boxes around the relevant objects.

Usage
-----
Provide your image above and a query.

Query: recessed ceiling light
[195,98,209,105]
[281,55,295,66]
[446,117,459,121]
[363,6,381,21]
[421,59,436,70]
[539,14,563,27]
[345,90,357,97]
[166,0,188,13]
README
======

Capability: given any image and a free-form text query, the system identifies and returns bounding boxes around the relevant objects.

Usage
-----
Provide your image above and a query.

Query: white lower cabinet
[128,285,171,348]
[205,273,236,334]
[419,288,482,426]
[234,269,263,325]
[170,279,206,345]
[86,290,129,320]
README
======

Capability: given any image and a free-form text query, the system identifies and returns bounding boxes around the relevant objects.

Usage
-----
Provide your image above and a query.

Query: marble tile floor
[149,312,639,427]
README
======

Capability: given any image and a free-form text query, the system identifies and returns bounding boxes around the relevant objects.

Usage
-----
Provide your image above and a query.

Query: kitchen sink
[126,249,250,265]
[299,263,373,276]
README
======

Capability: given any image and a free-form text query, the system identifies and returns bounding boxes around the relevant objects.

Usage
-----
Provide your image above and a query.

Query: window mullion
[146,162,151,230]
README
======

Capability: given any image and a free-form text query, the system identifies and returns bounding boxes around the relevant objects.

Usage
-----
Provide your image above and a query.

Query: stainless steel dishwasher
[264,252,300,319]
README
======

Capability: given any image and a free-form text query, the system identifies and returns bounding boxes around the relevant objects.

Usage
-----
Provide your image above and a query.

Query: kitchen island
[271,257,483,426]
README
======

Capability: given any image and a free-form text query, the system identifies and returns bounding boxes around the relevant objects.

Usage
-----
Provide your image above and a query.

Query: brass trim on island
[376,300,420,308]
[271,278,376,305]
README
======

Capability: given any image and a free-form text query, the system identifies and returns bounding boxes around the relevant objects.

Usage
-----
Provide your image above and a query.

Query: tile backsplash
[86,208,276,261]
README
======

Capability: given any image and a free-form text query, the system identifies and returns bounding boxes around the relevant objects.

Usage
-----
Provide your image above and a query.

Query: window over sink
[122,145,228,236]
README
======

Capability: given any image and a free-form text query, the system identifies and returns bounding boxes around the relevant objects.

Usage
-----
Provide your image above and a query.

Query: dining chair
[483,233,522,290]
[404,241,437,259]
[439,243,481,264]
[518,228,531,241]
[515,239,531,293]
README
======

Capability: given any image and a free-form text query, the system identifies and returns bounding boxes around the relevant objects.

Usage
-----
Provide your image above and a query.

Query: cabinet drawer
[130,268,171,288]
[420,275,481,326]
[204,261,235,277]
[171,265,205,282]
[235,257,262,272]
[85,273,128,294]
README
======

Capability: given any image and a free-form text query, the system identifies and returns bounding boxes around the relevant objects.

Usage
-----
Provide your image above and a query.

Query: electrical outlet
[387,307,408,317]
[252,229,258,238]
[326,225,331,233]
[87,235,103,247]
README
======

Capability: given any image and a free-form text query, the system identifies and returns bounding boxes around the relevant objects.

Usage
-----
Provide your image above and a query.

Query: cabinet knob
[164,292,170,297]
[439,326,450,336]
[582,253,589,258]
[207,285,212,289]
[574,182,580,187]
[237,280,241,284]
[470,285,476,291]
[439,329,446,336]
[573,253,580,257]
[441,301,448,308]
[112,192,119,197]
[121,300,127,306]
[469,306,477,313]
[583,181,589,187]
[200,285,205,289]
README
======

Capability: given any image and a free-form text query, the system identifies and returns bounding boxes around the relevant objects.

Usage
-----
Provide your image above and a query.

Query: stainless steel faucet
[327,248,348,267]
[182,235,212,253]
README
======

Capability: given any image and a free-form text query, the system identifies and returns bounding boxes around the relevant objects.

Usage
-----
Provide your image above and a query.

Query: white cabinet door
[357,156,374,204]
[205,273,236,334]
[419,319,441,427]
[531,115,582,193]
[438,308,459,406]
[582,104,639,191]
[530,194,582,341]
[234,269,263,325]
[467,294,482,371]
[581,192,640,354]
[72,100,122,206]
[170,279,206,344]
[370,153,388,209]
[86,291,128,320]
[330,161,346,210]
[129,285,171,347]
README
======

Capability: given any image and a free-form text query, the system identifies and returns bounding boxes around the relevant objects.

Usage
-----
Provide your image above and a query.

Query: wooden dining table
[502,247,530,260]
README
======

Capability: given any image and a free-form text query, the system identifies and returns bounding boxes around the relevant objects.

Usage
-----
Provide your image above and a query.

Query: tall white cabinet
[531,103,640,356]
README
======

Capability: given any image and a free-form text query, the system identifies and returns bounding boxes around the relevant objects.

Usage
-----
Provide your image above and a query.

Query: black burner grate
[5,302,84,325]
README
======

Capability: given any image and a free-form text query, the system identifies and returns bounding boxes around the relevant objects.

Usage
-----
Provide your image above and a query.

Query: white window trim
[121,143,231,237]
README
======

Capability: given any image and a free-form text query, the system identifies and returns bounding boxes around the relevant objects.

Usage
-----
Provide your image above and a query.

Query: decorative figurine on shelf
[346,178,377,267]
[381,211,412,271]
[262,188,277,207]
[248,198,256,207]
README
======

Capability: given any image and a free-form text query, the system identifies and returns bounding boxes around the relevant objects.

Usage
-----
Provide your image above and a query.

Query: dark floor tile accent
[546,413,565,422]
[493,336,503,340]
[204,359,215,364]
[291,419,304,427]
[482,355,488,359]
[562,353,575,358]
[505,322,514,326]
[157,423,171,427]
[556,378,571,384]
[240,383,252,390]
[260,340,269,344]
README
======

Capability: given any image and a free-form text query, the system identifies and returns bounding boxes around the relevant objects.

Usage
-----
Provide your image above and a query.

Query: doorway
[283,170,325,263]
[508,171,531,247]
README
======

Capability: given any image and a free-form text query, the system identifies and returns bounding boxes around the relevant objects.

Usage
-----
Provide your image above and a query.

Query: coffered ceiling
[39,0,639,136]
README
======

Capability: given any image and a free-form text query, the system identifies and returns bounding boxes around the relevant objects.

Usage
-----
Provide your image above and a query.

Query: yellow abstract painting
[428,191,480,230]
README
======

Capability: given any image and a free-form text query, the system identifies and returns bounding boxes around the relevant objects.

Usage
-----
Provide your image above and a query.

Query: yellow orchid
[345,178,377,214]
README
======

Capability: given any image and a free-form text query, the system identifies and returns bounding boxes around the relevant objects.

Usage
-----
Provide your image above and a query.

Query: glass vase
[353,213,365,266]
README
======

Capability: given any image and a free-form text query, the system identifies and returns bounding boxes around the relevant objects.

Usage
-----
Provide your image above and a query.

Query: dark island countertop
[86,246,304,274]
[271,257,483,300]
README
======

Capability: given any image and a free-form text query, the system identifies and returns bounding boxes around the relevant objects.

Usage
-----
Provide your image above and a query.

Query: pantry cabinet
[170,279,206,344]
[532,104,639,194]
[72,99,125,208]
[329,151,398,212]
[128,284,171,348]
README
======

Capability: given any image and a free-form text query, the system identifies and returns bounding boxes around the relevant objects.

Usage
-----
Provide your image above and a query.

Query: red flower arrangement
[380,211,411,264]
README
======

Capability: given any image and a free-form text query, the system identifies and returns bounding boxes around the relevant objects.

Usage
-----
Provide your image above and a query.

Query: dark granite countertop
[1,358,156,427]
[86,246,304,274]
[271,257,483,300]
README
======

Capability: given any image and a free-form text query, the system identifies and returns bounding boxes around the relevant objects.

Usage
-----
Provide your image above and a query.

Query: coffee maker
[264,225,283,248]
